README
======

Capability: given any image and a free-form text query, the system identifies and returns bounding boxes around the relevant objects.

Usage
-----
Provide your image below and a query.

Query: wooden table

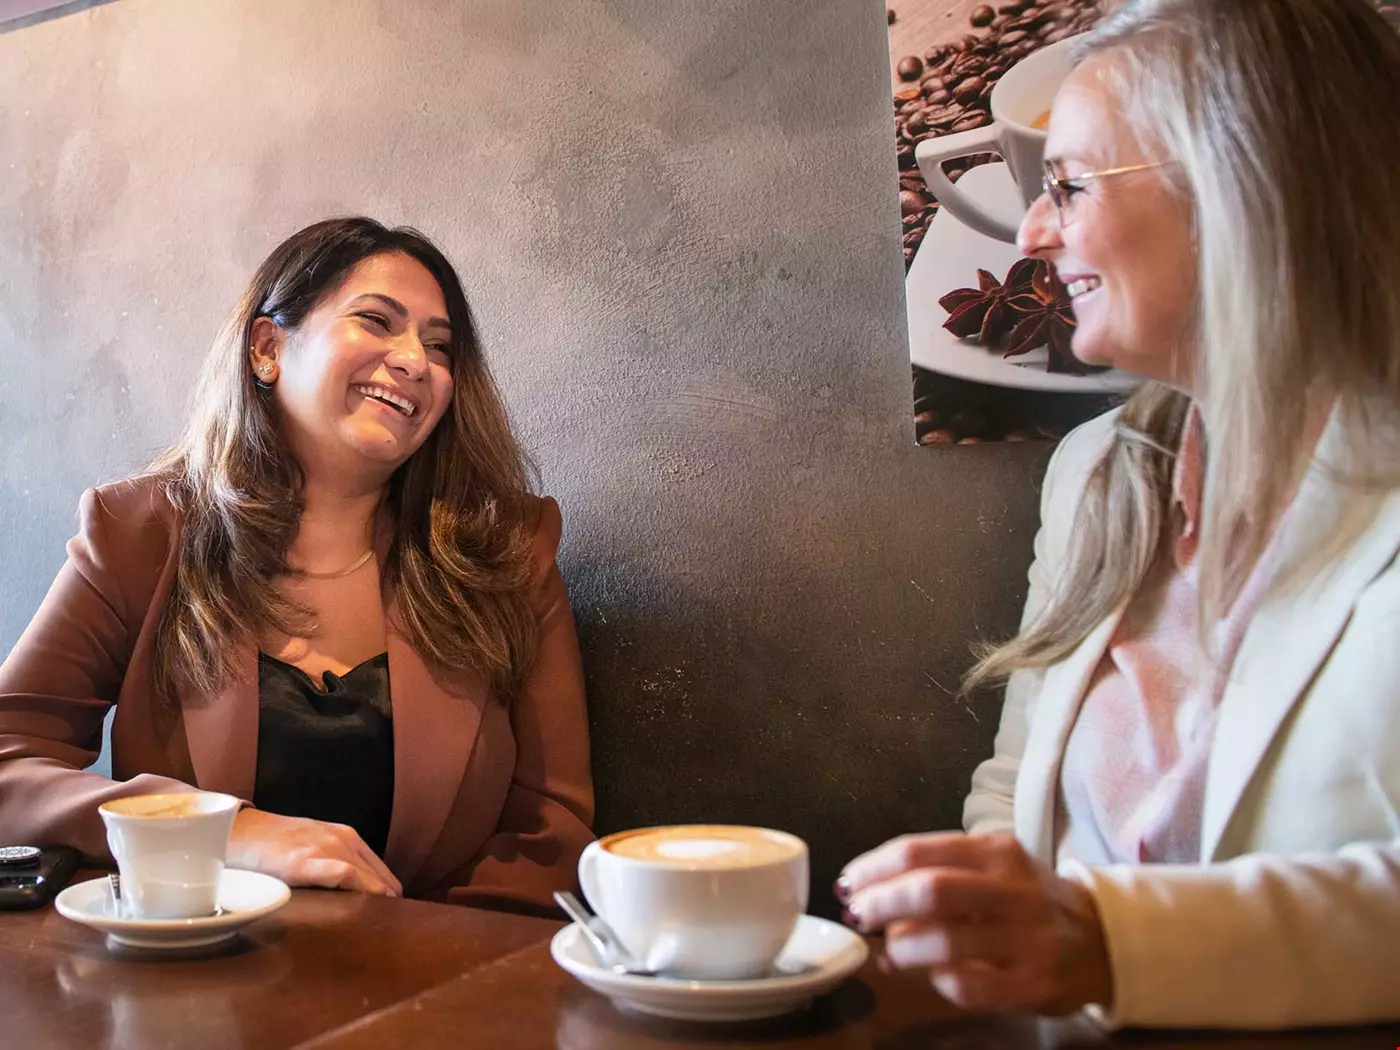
[307,940,1400,1050]
[6,876,1399,1049]
[1,874,557,1049]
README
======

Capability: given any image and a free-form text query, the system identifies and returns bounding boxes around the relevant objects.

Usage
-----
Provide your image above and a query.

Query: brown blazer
[0,477,594,914]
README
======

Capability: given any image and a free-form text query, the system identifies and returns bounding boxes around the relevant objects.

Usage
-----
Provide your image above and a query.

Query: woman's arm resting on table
[227,808,402,897]
[0,488,196,859]
[1065,839,1400,1029]
[0,488,401,895]
[431,497,595,915]
[844,830,1400,1028]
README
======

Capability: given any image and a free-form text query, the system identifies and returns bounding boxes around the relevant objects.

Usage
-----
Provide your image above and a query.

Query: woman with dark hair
[0,217,593,911]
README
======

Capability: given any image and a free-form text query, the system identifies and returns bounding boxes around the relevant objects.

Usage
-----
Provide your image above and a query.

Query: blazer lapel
[382,625,488,887]
[180,644,259,801]
[1202,424,1400,860]
[1014,609,1124,861]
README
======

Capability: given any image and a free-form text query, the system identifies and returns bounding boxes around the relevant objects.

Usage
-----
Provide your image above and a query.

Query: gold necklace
[294,548,375,580]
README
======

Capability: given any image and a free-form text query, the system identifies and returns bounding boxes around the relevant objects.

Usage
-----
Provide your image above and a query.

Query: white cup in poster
[916,38,1078,243]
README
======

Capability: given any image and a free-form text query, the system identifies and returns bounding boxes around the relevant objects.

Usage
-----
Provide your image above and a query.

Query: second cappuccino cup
[99,791,240,920]
[579,824,809,980]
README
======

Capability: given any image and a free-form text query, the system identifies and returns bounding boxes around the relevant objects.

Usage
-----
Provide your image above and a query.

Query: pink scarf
[1054,406,1288,865]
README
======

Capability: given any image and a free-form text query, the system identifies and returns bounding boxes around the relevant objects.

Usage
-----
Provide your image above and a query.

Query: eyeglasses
[1041,159,1172,224]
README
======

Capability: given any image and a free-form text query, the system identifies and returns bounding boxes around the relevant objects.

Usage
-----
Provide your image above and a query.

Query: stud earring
[257,363,274,375]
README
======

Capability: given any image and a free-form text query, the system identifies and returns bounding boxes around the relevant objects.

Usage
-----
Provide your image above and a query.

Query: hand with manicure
[835,831,1111,1015]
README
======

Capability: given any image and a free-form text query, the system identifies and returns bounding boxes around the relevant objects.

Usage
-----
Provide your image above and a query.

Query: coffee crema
[602,825,802,868]
[101,793,227,819]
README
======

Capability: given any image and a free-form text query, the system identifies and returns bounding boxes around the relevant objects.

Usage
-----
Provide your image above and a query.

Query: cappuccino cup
[915,37,1078,243]
[98,792,240,920]
[578,825,809,980]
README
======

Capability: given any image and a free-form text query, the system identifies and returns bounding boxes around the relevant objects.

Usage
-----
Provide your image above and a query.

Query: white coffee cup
[98,792,240,920]
[916,37,1078,243]
[578,824,809,980]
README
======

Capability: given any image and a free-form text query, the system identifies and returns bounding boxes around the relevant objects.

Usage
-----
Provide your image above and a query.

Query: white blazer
[963,408,1400,1029]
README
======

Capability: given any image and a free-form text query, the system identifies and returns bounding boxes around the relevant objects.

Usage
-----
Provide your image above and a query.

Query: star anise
[938,257,1037,344]
[1003,260,1083,374]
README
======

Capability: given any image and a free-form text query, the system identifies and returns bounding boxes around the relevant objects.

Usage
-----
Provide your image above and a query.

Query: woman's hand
[837,832,1111,1015]
[227,808,402,897]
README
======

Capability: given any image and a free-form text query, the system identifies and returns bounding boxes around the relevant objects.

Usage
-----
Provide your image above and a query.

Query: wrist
[1063,875,1114,1010]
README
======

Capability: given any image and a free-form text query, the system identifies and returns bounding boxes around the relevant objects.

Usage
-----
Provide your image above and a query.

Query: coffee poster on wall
[896,0,1400,445]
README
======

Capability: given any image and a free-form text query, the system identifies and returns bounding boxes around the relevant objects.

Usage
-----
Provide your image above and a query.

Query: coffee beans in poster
[891,0,1105,267]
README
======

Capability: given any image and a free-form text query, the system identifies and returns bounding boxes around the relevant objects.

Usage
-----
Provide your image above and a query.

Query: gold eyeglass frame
[1041,159,1172,221]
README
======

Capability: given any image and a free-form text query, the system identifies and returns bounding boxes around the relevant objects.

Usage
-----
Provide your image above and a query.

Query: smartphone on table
[0,845,81,910]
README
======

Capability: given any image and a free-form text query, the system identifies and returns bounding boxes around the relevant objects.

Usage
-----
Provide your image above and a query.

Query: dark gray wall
[0,0,1051,911]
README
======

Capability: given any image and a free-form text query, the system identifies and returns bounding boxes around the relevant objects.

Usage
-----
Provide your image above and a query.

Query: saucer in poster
[907,162,1139,394]
[551,914,868,1022]
[55,869,290,950]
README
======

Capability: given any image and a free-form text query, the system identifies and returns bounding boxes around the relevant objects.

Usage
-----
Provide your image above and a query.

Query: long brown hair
[969,0,1400,689]
[151,217,539,701]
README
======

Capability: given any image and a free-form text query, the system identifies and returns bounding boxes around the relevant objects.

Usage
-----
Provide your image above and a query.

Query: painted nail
[833,876,852,902]
[841,906,859,928]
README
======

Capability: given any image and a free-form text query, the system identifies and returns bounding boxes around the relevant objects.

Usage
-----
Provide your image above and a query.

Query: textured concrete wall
[0,0,1052,909]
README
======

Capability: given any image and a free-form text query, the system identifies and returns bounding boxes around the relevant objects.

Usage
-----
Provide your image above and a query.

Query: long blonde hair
[151,218,540,702]
[969,0,1400,688]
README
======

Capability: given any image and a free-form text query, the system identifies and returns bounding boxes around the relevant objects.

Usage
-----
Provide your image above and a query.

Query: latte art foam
[602,825,802,868]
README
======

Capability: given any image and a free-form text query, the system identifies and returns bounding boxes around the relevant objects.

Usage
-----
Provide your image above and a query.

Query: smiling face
[251,252,456,488]
[1016,57,1198,388]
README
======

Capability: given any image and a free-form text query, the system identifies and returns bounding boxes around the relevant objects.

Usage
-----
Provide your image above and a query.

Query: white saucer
[907,162,1139,394]
[55,869,290,950]
[551,914,869,1022]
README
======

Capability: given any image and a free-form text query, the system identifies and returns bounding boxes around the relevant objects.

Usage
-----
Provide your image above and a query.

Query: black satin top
[253,652,395,859]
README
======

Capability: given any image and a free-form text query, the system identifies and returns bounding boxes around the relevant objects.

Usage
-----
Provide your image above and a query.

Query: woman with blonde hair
[0,218,593,911]
[838,0,1400,1028]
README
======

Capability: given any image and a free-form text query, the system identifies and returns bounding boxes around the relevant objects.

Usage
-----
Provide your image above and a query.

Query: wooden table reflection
[307,938,1400,1050]
[5,877,1397,1049]
[1,874,556,1049]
